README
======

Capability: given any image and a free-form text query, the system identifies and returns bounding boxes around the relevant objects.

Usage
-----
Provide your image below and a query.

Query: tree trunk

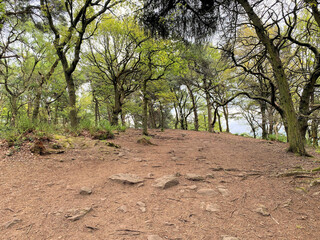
[260,101,268,139]
[238,0,307,155]
[186,84,199,131]
[111,84,121,126]
[94,98,99,127]
[174,103,179,129]
[222,105,229,133]
[160,102,165,132]
[142,80,148,135]
[148,102,156,128]
[65,73,77,129]
[10,96,18,126]
[206,93,213,132]
[217,109,222,132]
[32,90,42,123]
[311,119,318,147]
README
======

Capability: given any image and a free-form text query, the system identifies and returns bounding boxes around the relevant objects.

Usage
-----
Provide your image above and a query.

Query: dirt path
[0,129,320,240]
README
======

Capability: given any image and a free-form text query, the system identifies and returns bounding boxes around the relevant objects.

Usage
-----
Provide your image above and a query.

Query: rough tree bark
[238,0,307,155]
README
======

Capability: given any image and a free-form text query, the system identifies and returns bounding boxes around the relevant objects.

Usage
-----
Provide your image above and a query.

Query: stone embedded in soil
[217,187,229,197]
[137,201,146,212]
[221,236,240,240]
[206,173,215,179]
[205,203,220,212]
[185,173,205,181]
[185,185,198,190]
[2,218,22,229]
[147,235,163,240]
[153,175,179,189]
[80,187,92,195]
[117,205,127,213]
[109,173,144,184]
[255,205,270,216]
[65,207,92,221]
[197,188,217,196]
[312,191,320,196]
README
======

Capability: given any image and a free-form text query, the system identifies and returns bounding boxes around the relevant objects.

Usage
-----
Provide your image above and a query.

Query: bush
[268,134,287,142]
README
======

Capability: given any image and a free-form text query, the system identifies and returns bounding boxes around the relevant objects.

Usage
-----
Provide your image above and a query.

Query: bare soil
[0,129,320,240]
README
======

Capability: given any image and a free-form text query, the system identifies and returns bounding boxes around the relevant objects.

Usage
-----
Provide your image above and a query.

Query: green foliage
[0,117,57,146]
[268,134,287,142]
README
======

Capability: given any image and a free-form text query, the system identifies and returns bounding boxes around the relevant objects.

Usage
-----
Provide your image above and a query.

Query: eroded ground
[0,129,320,240]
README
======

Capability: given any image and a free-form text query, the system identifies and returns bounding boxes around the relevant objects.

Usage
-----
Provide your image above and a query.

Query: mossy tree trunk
[238,0,307,155]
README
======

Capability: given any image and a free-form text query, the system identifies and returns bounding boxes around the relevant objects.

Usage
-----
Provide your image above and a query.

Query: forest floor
[0,129,320,240]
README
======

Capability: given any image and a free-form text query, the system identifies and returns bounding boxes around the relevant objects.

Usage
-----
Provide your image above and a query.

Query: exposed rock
[146,173,154,179]
[137,201,146,212]
[2,218,22,229]
[310,178,320,187]
[153,175,179,189]
[92,130,114,140]
[217,187,229,197]
[197,188,217,196]
[106,142,120,148]
[255,205,270,216]
[109,173,144,184]
[185,173,204,181]
[30,140,46,155]
[80,187,92,195]
[65,207,92,221]
[185,185,198,190]
[137,183,144,188]
[205,203,220,212]
[280,198,292,208]
[221,236,240,240]
[148,235,163,240]
[118,152,125,157]
[206,173,215,179]
[137,137,153,145]
[171,157,178,161]
[117,205,127,213]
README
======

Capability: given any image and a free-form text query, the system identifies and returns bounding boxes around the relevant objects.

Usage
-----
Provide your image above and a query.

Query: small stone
[255,205,270,216]
[205,203,220,212]
[148,235,163,240]
[80,187,92,195]
[221,236,240,240]
[197,188,217,196]
[312,191,320,196]
[117,205,127,213]
[65,207,92,221]
[280,198,292,208]
[164,222,174,226]
[310,179,320,187]
[118,152,125,157]
[217,187,229,197]
[109,173,144,184]
[185,173,204,181]
[146,173,154,179]
[171,157,178,161]
[153,175,179,189]
[185,185,198,190]
[6,150,14,156]
[137,201,146,207]
[206,173,215,179]
[137,183,144,188]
